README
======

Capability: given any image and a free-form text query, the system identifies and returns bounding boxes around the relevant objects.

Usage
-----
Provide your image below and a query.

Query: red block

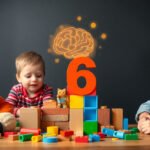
[75,136,89,143]
[60,130,74,137]
[97,132,106,138]
[20,128,41,135]
[4,132,18,138]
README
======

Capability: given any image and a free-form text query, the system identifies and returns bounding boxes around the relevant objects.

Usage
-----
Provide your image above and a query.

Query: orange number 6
[67,57,96,96]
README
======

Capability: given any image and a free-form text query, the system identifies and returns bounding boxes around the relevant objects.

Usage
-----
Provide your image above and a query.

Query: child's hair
[15,51,45,76]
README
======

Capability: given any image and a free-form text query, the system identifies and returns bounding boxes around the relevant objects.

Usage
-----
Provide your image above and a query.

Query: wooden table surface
[0,133,150,150]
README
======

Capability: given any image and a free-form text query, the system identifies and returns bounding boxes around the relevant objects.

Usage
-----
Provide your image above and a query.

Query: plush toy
[56,88,68,108]
[0,96,16,135]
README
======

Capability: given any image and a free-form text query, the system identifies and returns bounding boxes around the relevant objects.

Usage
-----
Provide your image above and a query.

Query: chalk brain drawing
[51,26,95,59]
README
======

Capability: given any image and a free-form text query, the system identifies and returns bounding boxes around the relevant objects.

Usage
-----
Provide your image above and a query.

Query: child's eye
[36,75,42,78]
[25,75,31,78]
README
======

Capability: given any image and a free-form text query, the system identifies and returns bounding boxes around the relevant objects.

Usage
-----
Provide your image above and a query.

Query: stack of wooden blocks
[69,95,99,136]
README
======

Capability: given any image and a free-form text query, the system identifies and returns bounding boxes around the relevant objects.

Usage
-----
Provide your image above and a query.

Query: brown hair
[15,51,45,76]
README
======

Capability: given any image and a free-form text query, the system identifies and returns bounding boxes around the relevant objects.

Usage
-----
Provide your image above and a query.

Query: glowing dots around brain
[51,26,95,59]
[90,22,97,29]
[76,16,82,22]
[54,58,60,64]
[101,33,107,40]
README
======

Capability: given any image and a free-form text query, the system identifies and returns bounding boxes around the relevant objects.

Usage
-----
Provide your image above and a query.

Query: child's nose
[31,75,37,81]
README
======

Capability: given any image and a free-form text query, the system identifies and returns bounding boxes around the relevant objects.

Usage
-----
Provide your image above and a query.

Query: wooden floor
[0,133,150,150]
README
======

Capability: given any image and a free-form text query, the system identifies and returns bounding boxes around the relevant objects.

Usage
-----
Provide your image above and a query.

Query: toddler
[135,100,150,134]
[6,51,53,116]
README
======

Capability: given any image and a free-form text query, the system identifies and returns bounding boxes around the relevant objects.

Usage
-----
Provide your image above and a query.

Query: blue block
[102,128,114,137]
[113,131,125,139]
[89,134,100,142]
[84,96,98,109]
[43,137,58,143]
[123,118,128,130]
[84,109,97,121]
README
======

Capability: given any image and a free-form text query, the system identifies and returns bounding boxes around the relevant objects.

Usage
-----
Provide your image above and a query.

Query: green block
[19,133,33,142]
[130,127,139,134]
[124,133,138,140]
[83,121,98,135]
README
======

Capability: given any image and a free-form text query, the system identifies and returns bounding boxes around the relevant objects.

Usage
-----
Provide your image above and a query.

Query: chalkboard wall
[0,0,150,123]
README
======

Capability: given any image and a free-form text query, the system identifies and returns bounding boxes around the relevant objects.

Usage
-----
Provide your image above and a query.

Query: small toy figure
[57,88,68,108]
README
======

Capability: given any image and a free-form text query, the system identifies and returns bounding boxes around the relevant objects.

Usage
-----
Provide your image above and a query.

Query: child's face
[16,64,44,96]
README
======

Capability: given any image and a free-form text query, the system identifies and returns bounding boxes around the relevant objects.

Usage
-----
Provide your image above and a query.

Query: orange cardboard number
[67,57,96,95]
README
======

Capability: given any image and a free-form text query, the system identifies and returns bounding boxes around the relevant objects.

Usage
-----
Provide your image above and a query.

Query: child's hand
[138,113,150,134]
[16,108,21,117]
[139,119,150,134]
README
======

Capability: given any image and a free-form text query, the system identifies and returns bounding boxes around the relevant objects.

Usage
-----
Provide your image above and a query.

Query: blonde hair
[15,51,45,76]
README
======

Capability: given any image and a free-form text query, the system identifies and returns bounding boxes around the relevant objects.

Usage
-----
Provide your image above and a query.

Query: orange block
[42,100,57,108]
[41,108,69,115]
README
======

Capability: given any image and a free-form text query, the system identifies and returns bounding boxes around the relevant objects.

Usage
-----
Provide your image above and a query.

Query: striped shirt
[6,83,53,108]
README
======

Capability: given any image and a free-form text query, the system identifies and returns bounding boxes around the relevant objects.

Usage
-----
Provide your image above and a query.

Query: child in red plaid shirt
[6,51,53,116]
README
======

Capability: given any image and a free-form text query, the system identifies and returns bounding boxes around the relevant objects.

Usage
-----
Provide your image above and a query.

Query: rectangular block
[8,134,19,141]
[42,108,69,115]
[98,108,110,126]
[69,109,83,136]
[42,115,68,122]
[84,96,98,108]
[19,107,41,129]
[84,109,97,121]
[42,100,57,108]
[83,121,98,135]
[123,118,128,130]
[112,108,123,130]
[70,95,84,108]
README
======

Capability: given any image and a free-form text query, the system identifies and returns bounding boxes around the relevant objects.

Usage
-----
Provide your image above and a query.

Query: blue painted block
[43,137,58,143]
[113,131,125,139]
[84,109,97,121]
[123,118,128,130]
[89,134,100,142]
[84,96,98,109]
[102,128,114,137]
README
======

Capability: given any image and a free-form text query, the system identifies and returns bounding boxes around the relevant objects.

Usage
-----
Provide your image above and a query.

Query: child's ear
[16,74,21,83]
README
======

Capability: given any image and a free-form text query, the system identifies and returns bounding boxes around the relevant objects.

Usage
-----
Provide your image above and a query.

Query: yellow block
[47,126,58,135]
[69,95,84,108]
[31,135,42,142]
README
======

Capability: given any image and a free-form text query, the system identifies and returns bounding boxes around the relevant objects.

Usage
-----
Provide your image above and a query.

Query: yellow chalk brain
[52,26,95,59]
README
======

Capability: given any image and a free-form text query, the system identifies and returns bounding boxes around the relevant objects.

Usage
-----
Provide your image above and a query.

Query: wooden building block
[19,107,41,129]
[98,108,110,126]
[42,100,57,108]
[42,115,68,122]
[70,95,84,108]
[54,122,69,130]
[112,108,123,130]
[69,109,83,136]
[42,108,69,115]
[8,134,19,141]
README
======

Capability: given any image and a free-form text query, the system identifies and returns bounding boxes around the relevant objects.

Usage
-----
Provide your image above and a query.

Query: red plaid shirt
[6,83,53,108]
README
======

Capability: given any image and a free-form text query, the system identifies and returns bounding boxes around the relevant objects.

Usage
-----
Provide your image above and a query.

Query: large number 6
[67,57,96,95]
